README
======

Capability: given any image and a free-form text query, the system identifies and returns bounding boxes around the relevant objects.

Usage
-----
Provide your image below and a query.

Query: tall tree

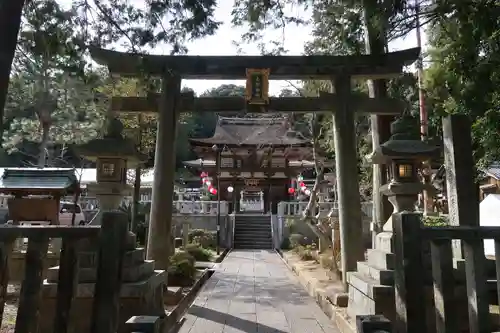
[3,1,104,167]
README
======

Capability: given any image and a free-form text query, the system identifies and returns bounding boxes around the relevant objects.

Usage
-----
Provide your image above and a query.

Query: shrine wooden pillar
[332,74,364,288]
[146,74,181,274]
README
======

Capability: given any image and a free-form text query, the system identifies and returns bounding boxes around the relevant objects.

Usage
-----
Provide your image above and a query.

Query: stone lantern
[76,117,147,225]
[367,116,439,232]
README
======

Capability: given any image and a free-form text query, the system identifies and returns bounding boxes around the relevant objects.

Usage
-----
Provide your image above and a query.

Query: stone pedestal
[39,235,165,333]
[347,182,420,323]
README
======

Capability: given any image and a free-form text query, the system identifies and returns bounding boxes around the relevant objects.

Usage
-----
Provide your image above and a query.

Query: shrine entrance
[90,45,419,279]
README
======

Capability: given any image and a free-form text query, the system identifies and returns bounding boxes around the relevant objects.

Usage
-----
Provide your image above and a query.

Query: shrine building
[183,116,326,213]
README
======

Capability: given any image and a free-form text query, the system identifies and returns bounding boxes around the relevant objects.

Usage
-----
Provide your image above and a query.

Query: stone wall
[171,214,233,248]
[9,251,59,282]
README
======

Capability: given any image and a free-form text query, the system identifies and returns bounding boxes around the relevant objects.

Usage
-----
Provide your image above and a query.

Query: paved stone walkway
[177,250,339,333]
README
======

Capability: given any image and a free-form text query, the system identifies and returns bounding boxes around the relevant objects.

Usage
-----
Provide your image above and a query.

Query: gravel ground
[1,285,20,333]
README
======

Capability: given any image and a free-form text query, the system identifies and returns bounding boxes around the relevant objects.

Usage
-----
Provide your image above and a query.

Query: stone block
[125,316,162,333]
[366,249,394,270]
[39,270,166,333]
[347,272,393,301]
[79,248,145,269]
[46,260,155,283]
[8,251,59,282]
[356,261,393,286]
[374,232,393,253]
[356,315,391,333]
[347,281,395,323]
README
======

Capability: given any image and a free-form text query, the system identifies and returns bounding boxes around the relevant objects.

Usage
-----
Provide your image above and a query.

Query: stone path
[177,250,339,333]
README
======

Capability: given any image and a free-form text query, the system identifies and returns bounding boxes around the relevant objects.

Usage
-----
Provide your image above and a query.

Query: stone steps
[233,215,273,249]
[347,272,394,301]
[366,249,395,270]
[356,261,394,286]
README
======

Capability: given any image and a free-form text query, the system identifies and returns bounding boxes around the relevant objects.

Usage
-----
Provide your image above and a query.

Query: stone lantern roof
[367,117,440,164]
[76,117,148,167]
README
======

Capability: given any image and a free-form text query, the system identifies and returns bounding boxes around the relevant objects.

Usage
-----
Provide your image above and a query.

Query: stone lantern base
[39,234,165,333]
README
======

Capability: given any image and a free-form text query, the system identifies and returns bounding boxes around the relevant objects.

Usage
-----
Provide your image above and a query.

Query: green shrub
[423,215,448,227]
[280,237,291,250]
[294,245,316,261]
[185,244,213,261]
[188,229,217,248]
[289,233,309,248]
[168,251,196,281]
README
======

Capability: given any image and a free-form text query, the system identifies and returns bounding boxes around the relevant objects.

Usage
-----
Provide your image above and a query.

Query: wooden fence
[393,212,497,333]
[0,210,129,333]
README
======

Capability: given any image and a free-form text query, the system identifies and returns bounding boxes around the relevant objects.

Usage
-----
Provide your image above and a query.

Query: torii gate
[89,47,419,285]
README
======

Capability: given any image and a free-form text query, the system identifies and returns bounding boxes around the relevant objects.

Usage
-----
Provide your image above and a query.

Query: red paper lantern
[299,182,305,188]
[288,187,295,195]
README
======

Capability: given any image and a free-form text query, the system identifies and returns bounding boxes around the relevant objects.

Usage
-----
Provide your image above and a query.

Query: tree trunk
[37,124,49,167]
[362,0,394,240]
[0,0,26,143]
[131,166,141,232]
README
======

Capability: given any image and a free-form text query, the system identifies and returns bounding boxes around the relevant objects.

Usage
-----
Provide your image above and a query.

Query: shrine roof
[0,168,80,194]
[484,162,500,180]
[189,116,311,147]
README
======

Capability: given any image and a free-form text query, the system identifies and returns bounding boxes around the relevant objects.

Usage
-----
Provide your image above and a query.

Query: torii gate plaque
[89,46,420,286]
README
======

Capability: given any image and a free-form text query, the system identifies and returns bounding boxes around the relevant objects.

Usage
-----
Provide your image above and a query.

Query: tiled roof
[0,168,80,193]
[485,162,500,180]
[189,116,310,147]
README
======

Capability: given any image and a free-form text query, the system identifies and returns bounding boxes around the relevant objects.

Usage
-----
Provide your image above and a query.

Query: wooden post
[463,238,489,333]
[0,240,13,327]
[430,239,456,333]
[53,238,81,333]
[146,74,181,273]
[91,211,128,333]
[392,212,426,333]
[15,235,50,333]
[331,74,364,287]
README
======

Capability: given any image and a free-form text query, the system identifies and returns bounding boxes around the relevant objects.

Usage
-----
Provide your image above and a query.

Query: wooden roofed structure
[89,45,420,279]
[184,116,329,212]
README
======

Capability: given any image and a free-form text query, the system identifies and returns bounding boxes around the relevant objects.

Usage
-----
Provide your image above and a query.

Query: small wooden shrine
[184,116,324,212]
[0,168,80,225]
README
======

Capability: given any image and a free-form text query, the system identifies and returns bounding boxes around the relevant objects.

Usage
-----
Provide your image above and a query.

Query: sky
[61,0,428,95]
[175,2,429,95]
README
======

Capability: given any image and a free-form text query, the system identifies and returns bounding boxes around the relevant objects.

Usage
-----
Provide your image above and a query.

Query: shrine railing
[174,201,229,215]
[277,201,338,217]
[0,211,128,333]
[392,212,498,333]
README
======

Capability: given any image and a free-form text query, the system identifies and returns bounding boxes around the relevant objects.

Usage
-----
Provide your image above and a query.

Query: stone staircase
[347,229,396,321]
[233,214,273,249]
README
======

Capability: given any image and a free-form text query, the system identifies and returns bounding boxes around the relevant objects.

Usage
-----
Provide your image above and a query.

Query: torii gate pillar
[146,74,181,275]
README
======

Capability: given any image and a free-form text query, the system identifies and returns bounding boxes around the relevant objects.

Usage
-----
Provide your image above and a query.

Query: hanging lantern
[210,188,218,195]
[299,182,305,188]
[288,187,295,195]
[227,186,234,193]
[304,189,311,196]
[205,180,212,187]
[297,175,304,182]
[200,172,207,178]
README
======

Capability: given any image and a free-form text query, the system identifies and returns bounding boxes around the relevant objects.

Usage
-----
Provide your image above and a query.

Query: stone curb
[275,249,357,333]
[164,248,230,332]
